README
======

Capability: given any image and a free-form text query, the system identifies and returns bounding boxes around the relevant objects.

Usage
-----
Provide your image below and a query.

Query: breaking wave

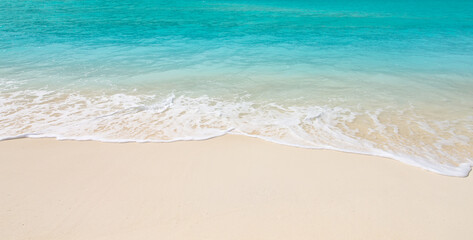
[1,88,471,177]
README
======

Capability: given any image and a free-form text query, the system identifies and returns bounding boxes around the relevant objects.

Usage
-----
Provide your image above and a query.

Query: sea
[1,0,472,176]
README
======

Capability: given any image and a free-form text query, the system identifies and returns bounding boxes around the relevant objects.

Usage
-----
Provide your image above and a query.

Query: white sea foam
[0,88,471,177]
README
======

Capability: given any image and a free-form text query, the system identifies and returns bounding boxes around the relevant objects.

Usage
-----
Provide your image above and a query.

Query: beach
[1,135,472,240]
[1,1,473,239]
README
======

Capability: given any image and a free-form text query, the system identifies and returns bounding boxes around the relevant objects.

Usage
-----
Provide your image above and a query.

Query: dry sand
[1,135,472,240]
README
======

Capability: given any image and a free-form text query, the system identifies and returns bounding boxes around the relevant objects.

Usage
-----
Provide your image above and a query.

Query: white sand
[1,135,472,240]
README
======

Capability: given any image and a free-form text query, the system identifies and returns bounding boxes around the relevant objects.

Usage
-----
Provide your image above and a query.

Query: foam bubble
[0,89,471,177]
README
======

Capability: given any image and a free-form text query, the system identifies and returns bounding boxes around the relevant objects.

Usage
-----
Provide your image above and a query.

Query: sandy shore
[1,135,472,240]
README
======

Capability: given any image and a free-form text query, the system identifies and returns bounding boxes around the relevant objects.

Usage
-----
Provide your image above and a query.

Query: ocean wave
[1,89,472,177]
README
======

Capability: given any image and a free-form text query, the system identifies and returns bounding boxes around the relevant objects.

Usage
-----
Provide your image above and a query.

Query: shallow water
[1,0,472,176]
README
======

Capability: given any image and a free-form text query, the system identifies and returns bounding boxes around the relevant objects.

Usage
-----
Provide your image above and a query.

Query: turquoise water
[1,0,472,176]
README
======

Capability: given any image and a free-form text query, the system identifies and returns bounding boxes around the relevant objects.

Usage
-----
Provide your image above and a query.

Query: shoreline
[1,133,469,177]
[1,135,473,239]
